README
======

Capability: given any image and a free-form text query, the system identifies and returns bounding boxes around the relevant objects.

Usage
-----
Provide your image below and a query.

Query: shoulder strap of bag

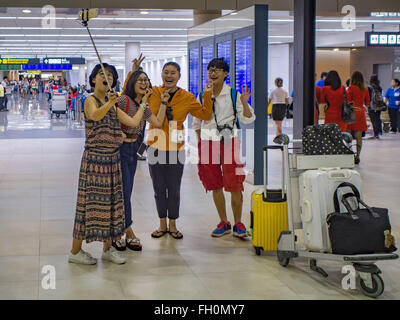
[121,97,130,132]
[231,88,240,129]
[199,90,204,105]
[333,182,360,213]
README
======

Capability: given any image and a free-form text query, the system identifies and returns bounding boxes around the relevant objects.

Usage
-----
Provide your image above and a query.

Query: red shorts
[197,138,245,192]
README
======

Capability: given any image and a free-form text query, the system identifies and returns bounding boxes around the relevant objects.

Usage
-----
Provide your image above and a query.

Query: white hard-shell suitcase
[299,168,362,253]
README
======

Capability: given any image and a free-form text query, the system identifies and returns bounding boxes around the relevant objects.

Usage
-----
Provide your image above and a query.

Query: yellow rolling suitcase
[250,146,289,255]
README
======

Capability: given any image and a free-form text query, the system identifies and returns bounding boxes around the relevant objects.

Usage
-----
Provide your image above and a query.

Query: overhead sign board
[22,64,73,71]
[365,32,400,47]
[0,58,40,65]
[42,57,85,65]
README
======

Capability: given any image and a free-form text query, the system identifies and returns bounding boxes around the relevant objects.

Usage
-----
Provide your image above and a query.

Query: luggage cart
[275,134,398,298]
[50,93,68,119]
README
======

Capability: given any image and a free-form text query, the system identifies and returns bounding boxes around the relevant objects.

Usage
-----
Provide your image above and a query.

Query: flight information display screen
[201,45,213,91]
[235,36,252,104]
[189,48,199,99]
[366,32,400,47]
[217,41,231,86]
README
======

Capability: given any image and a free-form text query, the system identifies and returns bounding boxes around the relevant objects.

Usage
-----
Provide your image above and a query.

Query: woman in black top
[367,74,384,139]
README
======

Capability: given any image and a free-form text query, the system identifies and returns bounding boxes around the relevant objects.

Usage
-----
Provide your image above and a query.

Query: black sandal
[112,239,126,251]
[151,229,168,238]
[126,238,142,251]
[169,230,183,239]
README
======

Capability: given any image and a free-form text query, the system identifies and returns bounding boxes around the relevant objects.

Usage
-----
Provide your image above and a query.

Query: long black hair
[351,71,366,91]
[123,71,152,102]
[88,63,118,89]
[369,74,381,89]
[324,70,342,90]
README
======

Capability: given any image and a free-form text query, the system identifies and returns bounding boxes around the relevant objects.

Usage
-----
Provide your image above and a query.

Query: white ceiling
[0,8,400,65]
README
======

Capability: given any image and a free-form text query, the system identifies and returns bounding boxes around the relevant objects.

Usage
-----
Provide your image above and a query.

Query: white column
[87,60,97,87]
[125,42,141,82]
[78,65,86,86]
[101,55,111,64]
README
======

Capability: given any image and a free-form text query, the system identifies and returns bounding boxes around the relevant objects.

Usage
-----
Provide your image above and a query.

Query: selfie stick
[79,9,113,92]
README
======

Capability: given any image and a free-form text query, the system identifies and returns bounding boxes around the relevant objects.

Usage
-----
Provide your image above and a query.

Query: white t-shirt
[269,87,288,104]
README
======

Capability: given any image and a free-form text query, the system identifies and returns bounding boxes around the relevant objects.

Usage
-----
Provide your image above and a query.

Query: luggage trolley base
[272,134,399,299]
[277,231,399,298]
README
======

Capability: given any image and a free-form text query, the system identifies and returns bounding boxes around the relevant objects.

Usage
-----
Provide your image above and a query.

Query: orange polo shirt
[147,86,213,151]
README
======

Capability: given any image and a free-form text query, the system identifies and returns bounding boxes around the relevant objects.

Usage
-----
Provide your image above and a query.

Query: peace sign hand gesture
[240,85,252,104]
[132,53,145,72]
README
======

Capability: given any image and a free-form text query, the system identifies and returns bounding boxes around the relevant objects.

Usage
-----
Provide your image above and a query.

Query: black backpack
[370,86,386,111]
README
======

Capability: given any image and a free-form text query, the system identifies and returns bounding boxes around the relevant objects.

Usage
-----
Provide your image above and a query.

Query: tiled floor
[0,94,399,300]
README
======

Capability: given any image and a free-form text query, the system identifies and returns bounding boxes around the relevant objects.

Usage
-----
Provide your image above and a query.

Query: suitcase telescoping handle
[263,146,285,200]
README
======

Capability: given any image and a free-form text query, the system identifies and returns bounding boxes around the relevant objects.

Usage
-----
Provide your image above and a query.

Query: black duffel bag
[302,123,354,155]
[327,182,397,255]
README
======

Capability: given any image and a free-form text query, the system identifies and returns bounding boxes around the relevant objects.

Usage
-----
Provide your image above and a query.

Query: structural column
[293,0,316,140]
[78,65,86,86]
[86,60,97,87]
[125,42,141,82]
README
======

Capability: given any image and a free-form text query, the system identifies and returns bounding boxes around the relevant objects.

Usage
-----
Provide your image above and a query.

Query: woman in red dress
[319,70,348,132]
[347,71,370,164]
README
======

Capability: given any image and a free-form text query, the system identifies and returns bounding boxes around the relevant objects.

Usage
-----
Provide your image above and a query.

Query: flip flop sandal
[151,229,168,238]
[112,239,126,251]
[169,230,183,239]
[126,238,142,251]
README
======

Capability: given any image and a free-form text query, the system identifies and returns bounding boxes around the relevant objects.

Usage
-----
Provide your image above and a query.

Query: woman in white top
[268,78,289,136]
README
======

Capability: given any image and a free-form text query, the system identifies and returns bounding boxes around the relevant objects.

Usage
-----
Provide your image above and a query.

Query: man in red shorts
[192,58,255,238]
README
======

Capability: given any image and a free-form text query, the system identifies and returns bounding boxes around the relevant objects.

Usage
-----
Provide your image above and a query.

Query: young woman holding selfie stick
[69,63,150,265]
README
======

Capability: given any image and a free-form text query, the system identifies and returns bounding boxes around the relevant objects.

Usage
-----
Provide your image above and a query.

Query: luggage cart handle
[264,146,284,151]
[263,145,285,200]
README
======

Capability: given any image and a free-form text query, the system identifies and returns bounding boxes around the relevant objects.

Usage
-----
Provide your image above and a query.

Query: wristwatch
[140,103,148,110]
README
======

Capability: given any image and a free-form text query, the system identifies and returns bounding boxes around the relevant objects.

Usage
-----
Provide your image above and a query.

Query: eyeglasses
[208,68,223,74]
[137,78,150,84]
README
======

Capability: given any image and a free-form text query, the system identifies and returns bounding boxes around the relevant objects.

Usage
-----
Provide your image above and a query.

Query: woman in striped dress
[68,63,149,265]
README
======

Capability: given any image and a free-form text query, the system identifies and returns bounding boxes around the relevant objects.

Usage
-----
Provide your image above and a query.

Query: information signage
[0,58,40,65]
[365,32,400,47]
[42,57,85,65]
[0,65,21,70]
[22,64,73,70]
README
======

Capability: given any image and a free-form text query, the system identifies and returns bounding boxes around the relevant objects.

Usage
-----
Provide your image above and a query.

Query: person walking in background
[367,74,385,139]
[316,72,327,88]
[384,78,400,134]
[0,82,5,112]
[347,71,370,165]
[319,70,347,132]
[1,77,11,111]
[268,77,289,136]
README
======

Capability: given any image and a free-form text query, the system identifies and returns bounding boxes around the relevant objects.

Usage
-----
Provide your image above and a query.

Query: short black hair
[162,62,181,74]
[394,78,400,87]
[207,58,229,73]
[275,77,283,87]
[3,76,8,80]
[123,71,152,102]
[321,72,328,79]
[89,63,118,89]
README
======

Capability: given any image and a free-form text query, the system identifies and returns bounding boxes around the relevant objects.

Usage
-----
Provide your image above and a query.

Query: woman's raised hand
[132,53,145,72]
[142,88,153,104]
[161,89,170,105]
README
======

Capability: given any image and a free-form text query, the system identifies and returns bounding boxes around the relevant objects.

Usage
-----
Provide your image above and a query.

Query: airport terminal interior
[0,2,400,300]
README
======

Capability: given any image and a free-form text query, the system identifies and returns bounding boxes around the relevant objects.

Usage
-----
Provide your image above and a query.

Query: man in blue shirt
[315,72,327,88]
[384,78,400,133]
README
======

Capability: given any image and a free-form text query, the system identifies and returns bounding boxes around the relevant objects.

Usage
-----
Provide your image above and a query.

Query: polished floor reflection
[0,95,399,300]
[0,93,84,139]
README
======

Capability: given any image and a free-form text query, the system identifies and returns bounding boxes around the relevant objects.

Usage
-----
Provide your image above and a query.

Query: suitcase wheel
[254,247,262,256]
[277,251,290,267]
[357,273,384,298]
